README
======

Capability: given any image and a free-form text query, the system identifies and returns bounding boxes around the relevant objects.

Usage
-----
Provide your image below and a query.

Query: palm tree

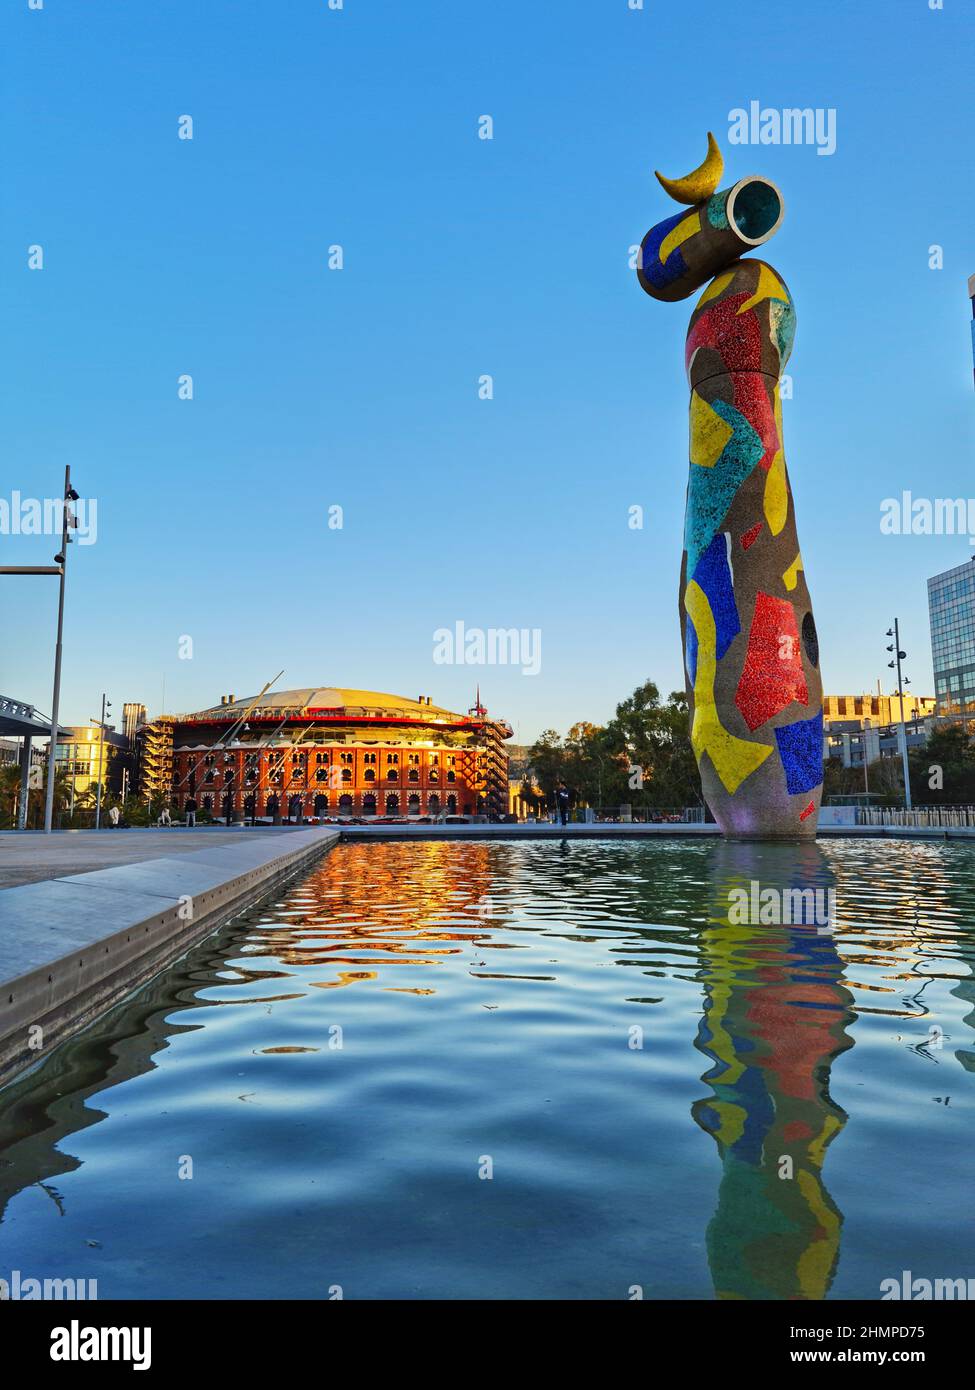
[0,760,74,828]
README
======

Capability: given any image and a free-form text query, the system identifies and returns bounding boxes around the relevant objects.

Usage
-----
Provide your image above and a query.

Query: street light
[0,468,79,831]
[45,468,78,832]
[885,621,912,810]
[93,695,112,829]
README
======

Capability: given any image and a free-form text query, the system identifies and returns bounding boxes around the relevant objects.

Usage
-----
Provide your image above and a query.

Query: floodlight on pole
[886,618,912,811]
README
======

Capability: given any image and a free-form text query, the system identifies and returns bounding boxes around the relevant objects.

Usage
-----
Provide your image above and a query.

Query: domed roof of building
[191,688,470,722]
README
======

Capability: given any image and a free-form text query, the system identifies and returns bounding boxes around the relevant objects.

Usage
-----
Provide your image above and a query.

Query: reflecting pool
[1,837,973,1299]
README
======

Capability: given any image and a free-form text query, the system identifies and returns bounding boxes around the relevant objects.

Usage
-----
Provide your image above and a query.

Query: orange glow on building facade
[151,687,512,820]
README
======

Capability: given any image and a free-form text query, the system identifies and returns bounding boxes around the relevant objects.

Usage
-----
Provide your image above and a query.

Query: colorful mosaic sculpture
[637,134,823,838]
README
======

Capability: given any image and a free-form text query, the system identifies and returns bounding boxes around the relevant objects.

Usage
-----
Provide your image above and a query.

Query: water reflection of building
[138,687,512,820]
[258,840,498,987]
[693,842,855,1300]
[0,841,500,1221]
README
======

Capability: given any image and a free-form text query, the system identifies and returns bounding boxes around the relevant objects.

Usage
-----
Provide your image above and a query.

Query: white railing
[856,806,975,828]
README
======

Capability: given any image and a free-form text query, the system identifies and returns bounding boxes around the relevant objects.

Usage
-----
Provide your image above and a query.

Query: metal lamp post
[0,469,80,831]
[45,468,80,832]
[886,621,912,811]
[94,694,112,829]
[862,717,871,796]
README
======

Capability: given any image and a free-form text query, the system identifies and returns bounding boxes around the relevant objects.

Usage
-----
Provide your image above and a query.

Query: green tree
[0,762,73,829]
[908,725,975,804]
[603,681,701,810]
[524,680,701,816]
[525,729,567,807]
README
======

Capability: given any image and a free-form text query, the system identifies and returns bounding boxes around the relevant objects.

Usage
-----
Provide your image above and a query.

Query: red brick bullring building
[145,687,512,821]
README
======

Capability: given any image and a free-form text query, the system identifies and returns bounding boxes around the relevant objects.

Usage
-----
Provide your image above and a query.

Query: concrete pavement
[0,825,311,889]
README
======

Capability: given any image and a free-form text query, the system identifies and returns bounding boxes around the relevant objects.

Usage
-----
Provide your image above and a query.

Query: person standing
[555,780,571,827]
[108,804,120,828]
[185,795,197,828]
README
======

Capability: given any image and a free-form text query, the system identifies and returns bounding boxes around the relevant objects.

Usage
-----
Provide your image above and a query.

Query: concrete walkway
[0,826,311,889]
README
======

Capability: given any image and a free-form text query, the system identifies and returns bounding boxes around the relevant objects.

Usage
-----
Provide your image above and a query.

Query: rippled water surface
[2,837,974,1299]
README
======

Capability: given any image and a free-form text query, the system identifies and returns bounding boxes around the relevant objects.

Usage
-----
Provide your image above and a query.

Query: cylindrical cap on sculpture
[637,176,785,303]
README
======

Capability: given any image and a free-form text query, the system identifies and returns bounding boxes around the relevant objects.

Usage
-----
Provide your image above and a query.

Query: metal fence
[856,805,975,828]
[532,806,708,825]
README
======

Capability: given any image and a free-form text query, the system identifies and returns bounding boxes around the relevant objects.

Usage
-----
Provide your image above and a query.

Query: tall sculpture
[636,133,823,838]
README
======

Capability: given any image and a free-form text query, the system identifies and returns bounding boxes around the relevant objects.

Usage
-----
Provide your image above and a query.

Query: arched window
[386,768,398,782]
[364,768,376,782]
[204,769,215,784]
[202,794,213,810]
[341,768,352,784]
[315,767,328,782]
[408,768,419,782]
[446,794,457,813]
[429,769,439,783]
[446,770,456,783]
[386,793,399,813]
[407,794,420,815]
[428,794,440,814]
[339,793,353,812]
[314,793,328,813]
[363,794,377,816]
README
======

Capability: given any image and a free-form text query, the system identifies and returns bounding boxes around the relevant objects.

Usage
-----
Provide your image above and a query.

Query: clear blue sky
[2,0,972,744]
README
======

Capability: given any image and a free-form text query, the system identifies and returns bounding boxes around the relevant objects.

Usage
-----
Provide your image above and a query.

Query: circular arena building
[141,687,512,822]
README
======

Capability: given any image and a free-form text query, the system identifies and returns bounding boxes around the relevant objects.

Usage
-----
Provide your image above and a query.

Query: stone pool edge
[0,828,339,1091]
[336,823,975,841]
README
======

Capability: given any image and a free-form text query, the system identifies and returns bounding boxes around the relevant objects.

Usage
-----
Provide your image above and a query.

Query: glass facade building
[927,559,975,726]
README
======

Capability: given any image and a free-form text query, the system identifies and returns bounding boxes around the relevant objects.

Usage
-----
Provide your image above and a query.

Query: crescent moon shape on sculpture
[655,131,724,205]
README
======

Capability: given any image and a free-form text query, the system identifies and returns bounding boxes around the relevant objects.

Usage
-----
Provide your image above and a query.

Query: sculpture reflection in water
[692,841,855,1299]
